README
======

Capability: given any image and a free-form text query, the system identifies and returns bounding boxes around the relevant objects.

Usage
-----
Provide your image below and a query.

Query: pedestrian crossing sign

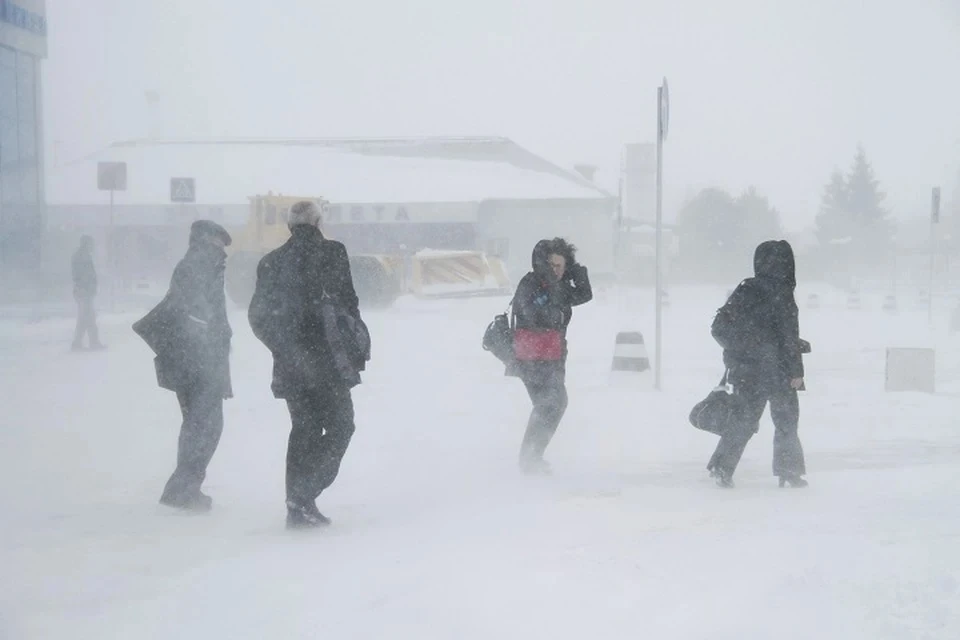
[170,178,196,203]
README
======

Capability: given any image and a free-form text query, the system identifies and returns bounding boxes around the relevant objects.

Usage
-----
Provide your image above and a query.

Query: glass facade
[0,41,41,272]
[0,43,40,210]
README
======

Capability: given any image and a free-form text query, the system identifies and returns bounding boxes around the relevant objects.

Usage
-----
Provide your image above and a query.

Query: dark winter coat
[72,247,97,298]
[132,244,233,398]
[719,240,804,386]
[248,224,363,399]
[507,239,593,383]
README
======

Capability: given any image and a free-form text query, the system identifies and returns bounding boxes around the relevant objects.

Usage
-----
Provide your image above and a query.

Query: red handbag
[513,328,563,361]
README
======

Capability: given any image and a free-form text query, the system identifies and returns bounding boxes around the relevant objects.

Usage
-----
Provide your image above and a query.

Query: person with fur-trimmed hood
[133,220,234,512]
[248,200,366,529]
[508,237,592,474]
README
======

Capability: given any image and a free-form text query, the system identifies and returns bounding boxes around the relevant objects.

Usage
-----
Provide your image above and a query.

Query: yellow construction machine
[225,194,511,309]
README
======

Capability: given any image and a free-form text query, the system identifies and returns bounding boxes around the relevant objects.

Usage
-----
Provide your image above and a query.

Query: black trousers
[520,378,568,462]
[285,384,356,506]
[73,294,100,347]
[707,376,805,478]
[162,384,224,501]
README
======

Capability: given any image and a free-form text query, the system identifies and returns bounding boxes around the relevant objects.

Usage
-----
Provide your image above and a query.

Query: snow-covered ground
[2,285,959,639]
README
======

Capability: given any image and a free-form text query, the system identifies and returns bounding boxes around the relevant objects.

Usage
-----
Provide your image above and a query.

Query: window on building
[0,46,17,206]
[16,51,37,204]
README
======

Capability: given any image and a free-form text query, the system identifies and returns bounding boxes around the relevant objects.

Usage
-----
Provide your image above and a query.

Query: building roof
[47,137,614,206]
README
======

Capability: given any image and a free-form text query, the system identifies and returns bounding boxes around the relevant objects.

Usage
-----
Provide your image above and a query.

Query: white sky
[43,0,960,230]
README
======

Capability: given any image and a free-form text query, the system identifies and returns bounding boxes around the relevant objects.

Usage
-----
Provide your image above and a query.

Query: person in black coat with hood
[248,200,366,529]
[133,220,234,511]
[707,239,808,488]
[508,238,592,474]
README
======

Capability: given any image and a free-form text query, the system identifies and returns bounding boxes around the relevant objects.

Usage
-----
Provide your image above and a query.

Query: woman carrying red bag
[507,238,592,474]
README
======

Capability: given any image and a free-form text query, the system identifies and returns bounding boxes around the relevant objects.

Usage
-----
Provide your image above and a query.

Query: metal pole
[109,189,116,312]
[929,218,935,327]
[654,85,664,391]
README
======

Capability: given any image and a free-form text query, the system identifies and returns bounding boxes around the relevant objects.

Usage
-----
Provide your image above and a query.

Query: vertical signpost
[655,78,669,391]
[929,186,941,325]
[97,161,127,311]
[170,178,197,226]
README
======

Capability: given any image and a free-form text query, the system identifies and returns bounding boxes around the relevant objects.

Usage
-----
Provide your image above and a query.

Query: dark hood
[531,239,553,278]
[753,240,796,289]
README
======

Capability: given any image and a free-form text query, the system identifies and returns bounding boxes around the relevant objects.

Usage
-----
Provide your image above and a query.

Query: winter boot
[519,456,553,476]
[710,467,735,489]
[778,473,808,488]
[286,500,332,530]
[160,490,213,513]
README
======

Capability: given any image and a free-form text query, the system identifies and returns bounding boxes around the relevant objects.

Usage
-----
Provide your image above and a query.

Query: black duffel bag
[689,371,748,436]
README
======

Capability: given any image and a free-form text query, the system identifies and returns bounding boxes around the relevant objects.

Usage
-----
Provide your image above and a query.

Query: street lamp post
[654,78,669,391]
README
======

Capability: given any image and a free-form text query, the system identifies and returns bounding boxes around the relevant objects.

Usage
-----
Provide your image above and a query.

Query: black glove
[564,262,584,282]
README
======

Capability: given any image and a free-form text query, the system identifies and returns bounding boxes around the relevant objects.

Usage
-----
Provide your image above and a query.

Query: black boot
[710,467,735,489]
[286,500,332,529]
[160,490,213,512]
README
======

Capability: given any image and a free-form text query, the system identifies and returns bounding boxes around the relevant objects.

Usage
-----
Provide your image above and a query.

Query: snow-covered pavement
[2,287,959,639]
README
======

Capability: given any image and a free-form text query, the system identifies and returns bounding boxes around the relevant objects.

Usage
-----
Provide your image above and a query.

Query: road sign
[170,177,196,203]
[659,77,670,142]
[97,162,127,191]
[932,187,941,224]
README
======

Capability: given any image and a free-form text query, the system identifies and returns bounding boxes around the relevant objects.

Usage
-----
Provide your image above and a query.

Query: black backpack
[711,282,759,353]
[482,301,516,365]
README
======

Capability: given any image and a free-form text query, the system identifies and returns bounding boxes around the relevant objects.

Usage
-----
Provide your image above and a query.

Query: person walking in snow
[71,235,105,351]
[133,220,234,512]
[707,239,809,489]
[507,238,592,474]
[248,200,369,529]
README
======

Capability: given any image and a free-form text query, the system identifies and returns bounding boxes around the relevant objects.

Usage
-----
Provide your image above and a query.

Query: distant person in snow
[508,238,592,474]
[71,235,105,351]
[133,220,234,512]
[707,239,809,489]
[248,200,370,530]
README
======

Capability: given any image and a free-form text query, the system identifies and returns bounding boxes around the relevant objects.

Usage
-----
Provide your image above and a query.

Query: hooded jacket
[508,240,593,382]
[133,235,233,397]
[717,240,803,382]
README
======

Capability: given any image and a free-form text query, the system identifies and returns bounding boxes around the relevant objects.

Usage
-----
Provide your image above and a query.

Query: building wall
[477,198,618,282]
[0,0,46,281]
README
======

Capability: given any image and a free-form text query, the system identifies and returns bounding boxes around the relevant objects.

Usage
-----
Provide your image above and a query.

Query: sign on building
[170,177,196,204]
[0,0,49,58]
[97,162,127,191]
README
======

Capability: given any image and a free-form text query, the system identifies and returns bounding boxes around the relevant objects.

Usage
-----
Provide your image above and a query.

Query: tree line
[672,146,895,281]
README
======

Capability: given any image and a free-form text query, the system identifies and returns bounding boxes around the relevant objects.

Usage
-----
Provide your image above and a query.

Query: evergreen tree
[815,147,893,265]
[815,170,852,245]
[845,146,893,260]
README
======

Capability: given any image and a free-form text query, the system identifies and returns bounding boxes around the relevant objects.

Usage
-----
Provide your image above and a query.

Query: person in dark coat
[707,239,808,489]
[508,238,592,474]
[247,200,365,529]
[132,220,234,511]
[71,235,105,351]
